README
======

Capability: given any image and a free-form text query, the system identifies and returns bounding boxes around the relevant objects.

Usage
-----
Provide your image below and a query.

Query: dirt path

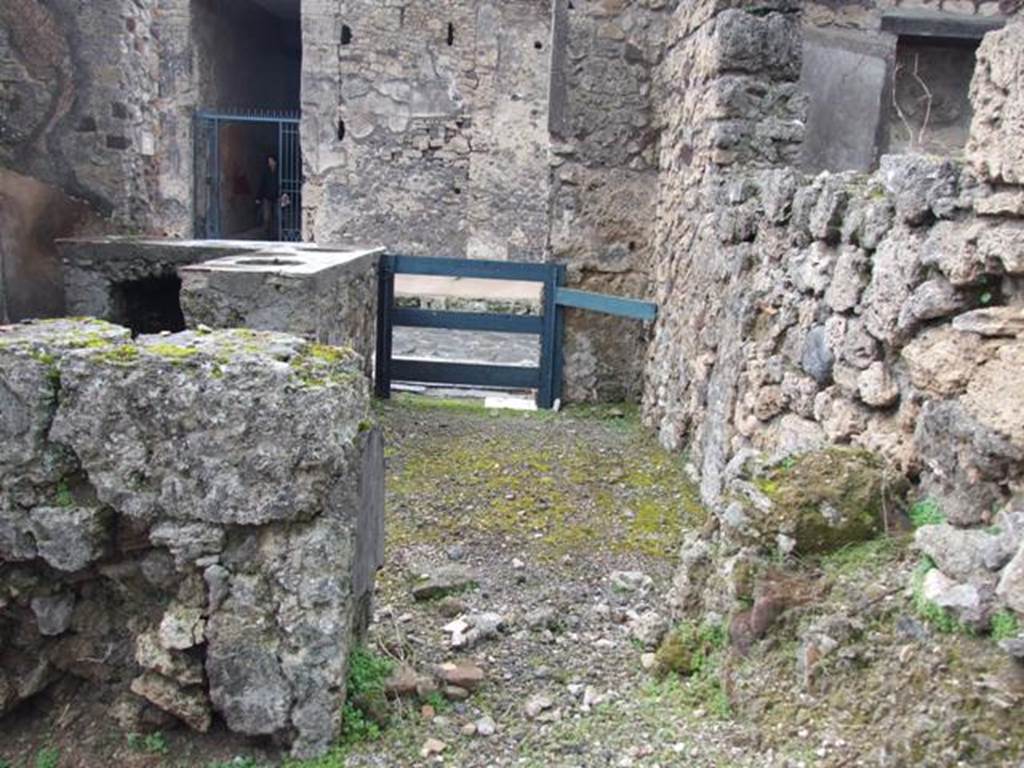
[339,397,753,768]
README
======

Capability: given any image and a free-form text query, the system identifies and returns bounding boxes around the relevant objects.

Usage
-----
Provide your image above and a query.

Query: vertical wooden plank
[537,265,559,409]
[374,254,395,400]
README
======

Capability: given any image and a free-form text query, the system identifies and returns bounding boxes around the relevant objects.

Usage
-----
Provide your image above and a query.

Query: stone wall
[0,0,195,321]
[644,3,1024,625]
[301,0,660,401]
[548,0,675,401]
[0,319,384,758]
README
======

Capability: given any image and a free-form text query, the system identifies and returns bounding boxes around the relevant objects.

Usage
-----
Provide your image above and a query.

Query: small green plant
[340,701,381,744]
[283,746,347,768]
[54,479,73,508]
[909,499,944,528]
[339,646,394,745]
[991,610,1020,642]
[35,747,60,768]
[127,731,168,755]
[420,690,449,712]
[652,620,731,718]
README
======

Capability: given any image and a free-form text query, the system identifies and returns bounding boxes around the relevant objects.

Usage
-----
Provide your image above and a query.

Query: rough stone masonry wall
[0,0,195,322]
[0,320,384,758]
[549,0,677,402]
[644,3,1024,622]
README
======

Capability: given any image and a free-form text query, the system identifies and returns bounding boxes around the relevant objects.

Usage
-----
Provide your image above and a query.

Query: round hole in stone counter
[235,258,305,266]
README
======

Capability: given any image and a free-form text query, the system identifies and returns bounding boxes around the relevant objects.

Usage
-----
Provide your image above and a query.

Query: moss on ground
[383,396,703,560]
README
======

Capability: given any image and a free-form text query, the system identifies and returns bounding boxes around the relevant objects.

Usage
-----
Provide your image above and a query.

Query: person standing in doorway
[256,154,280,240]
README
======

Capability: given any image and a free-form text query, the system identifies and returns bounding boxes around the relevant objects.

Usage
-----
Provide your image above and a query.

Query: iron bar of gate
[194,109,302,241]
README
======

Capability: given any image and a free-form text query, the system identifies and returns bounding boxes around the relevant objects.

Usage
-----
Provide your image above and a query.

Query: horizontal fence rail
[555,288,657,322]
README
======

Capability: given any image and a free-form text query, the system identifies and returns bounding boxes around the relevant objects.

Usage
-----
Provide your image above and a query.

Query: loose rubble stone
[412,566,479,601]
[435,662,485,692]
[130,673,212,733]
[475,715,497,736]
[524,694,553,719]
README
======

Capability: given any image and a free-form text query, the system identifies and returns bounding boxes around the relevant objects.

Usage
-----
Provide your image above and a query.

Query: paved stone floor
[392,328,539,367]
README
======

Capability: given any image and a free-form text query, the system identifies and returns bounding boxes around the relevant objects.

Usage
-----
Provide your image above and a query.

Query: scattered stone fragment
[384,665,420,698]
[461,722,476,736]
[524,693,553,719]
[420,737,446,758]
[609,571,652,594]
[526,606,560,631]
[158,604,206,650]
[443,685,470,701]
[476,715,497,736]
[435,661,485,692]
[445,612,505,649]
[627,610,669,650]
[135,631,204,686]
[412,565,478,601]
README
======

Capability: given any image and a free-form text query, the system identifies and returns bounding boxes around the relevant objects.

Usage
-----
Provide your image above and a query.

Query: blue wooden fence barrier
[375,254,657,409]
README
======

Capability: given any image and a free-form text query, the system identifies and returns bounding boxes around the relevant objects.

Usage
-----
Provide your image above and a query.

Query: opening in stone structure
[110,275,187,337]
[886,35,979,158]
[341,24,352,45]
[192,0,302,240]
[447,22,455,46]
[338,119,347,142]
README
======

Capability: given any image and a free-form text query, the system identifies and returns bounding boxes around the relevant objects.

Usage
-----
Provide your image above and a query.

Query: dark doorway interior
[110,275,187,336]
[193,0,302,241]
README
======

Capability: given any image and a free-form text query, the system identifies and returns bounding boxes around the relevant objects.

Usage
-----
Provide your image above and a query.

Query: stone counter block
[0,319,384,758]
[179,246,381,378]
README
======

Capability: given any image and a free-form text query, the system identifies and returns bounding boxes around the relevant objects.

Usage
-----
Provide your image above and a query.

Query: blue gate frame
[194,109,302,242]
[374,254,658,409]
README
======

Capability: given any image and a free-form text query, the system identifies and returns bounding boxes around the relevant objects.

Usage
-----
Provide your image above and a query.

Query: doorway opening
[192,0,302,241]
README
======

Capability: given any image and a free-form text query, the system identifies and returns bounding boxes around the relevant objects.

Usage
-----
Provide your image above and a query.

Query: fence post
[374,254,395,400]
[537,264,565,409]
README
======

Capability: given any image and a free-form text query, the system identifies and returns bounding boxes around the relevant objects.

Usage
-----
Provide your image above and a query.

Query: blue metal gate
[375,254,657,409]
[194,109,302,242]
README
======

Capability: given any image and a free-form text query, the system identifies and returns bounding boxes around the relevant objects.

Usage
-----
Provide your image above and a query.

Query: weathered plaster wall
[0,0,195,321]
[645,2,1024,605]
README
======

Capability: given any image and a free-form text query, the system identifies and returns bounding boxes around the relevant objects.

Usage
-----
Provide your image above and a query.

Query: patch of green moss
[93,346,141,366]
[289,343,360,389]
[53,479,74,508]
[652,621,731,718]
[145,343,199,361]
[387,426,703,560]
[820,534,908,577]
[750,447,908,555]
